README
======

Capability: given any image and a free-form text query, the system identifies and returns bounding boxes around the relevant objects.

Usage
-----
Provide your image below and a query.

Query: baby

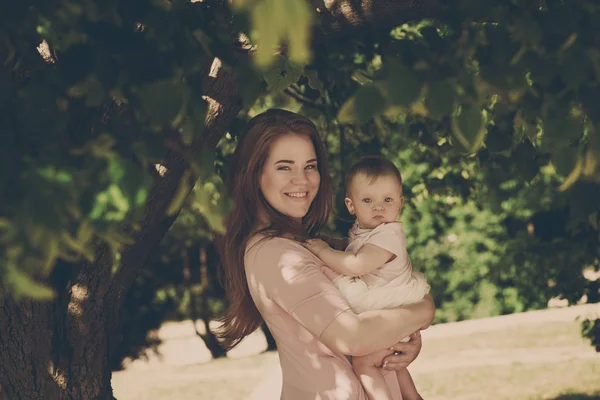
[305,156,430,400]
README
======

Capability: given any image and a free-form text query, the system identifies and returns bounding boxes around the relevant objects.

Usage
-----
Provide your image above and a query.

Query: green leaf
[263,55,304,93]
[190,147,217,180]
[337,84,386,123]
[561,45,590,89]
[181,98,208,146]
[513,139,539,181]
[543,112,583,146]
[167,170,193,216]
[551,146,579,177]
[136,80,187,128]
[451,105,486,153]
[486,123,514,154]
[305,69,324,95]
[5,264,55,300]
[239,0,312,67]
[234,63,264,108]
[582,130,600,181]
[425,81,456,120]
[380,60,423,107]
[567,182,600,226]
[67,74,105,107]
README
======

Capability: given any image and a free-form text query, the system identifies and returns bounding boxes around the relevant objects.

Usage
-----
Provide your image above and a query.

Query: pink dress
[245,235,402,400]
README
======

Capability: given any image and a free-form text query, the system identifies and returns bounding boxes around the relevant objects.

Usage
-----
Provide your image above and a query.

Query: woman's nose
[291,170,308,184]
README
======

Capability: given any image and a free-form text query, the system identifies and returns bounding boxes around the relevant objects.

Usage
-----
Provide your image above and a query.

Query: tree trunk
[0,250,116,400]
[197,247,227,359]
[0,55,241,399]
[185,247,227,359]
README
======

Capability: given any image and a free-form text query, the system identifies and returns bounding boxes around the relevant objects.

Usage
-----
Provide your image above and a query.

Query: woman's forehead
[267,133,316,160]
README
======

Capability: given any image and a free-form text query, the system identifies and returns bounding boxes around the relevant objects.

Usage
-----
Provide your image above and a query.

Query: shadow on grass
[550,393,600,400]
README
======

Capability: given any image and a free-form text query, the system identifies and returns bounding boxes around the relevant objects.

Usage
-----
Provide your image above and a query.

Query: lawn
[112,304,600,400]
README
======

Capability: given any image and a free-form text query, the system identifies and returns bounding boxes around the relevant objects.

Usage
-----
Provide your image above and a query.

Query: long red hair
[217,109,332,350]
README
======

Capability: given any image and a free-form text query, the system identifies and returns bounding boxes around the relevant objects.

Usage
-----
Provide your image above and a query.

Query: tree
[2,0,600,398]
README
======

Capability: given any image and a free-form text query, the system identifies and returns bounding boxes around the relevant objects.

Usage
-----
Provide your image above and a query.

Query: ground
[111,303,600,400]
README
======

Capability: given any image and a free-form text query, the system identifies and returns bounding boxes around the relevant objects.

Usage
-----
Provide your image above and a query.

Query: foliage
[285,0,600,332]
[2,0,600,373]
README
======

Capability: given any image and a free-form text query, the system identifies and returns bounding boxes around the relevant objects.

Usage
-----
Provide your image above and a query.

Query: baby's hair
[345,156,402,195]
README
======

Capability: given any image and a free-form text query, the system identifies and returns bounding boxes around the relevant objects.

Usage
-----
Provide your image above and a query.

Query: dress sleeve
[366,222,406,257]
[245,237,351,338]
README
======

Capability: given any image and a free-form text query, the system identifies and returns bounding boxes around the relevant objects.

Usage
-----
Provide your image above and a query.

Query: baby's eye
[385,198,394,203]
[362,198,371,204]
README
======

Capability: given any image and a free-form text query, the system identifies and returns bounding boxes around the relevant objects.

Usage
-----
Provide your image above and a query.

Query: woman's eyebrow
[274,158,318,165]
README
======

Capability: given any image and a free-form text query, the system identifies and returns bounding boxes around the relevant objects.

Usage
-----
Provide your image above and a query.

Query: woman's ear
[344,197,355,215]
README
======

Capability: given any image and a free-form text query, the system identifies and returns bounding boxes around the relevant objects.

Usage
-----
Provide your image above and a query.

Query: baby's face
[345,173,404,229]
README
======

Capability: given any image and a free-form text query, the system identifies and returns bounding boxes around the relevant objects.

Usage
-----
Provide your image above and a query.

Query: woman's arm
[319,294,435,357]
[305,239,393,276]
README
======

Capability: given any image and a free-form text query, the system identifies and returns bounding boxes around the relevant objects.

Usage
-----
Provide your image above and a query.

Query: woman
[218,109,435,399]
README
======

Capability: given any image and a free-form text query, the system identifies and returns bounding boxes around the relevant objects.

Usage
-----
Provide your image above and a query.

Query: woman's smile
[285,191,309,198]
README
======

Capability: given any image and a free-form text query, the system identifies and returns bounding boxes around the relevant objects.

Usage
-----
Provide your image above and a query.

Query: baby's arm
[316,235,348,251]
[304,239,394,276]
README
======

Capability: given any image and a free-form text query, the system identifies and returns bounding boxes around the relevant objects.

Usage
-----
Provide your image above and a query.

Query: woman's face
[259,133,321,222]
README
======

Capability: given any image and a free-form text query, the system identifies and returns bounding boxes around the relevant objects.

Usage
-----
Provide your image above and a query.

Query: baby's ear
[344,197,355,214]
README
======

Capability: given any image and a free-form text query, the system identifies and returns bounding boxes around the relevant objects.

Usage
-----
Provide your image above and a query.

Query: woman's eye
[277,166,291,171]
[305,164,318,170]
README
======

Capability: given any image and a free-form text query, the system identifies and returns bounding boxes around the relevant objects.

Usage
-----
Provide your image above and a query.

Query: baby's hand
[303,238,330,256]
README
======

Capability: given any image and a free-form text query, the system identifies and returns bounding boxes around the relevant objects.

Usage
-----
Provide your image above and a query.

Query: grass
[112,306,600,400]
[414,358,600,400]
[412,318,600,400]
[112,351,279,400]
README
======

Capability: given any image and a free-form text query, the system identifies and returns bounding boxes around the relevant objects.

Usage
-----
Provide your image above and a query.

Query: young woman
[218,109,435,399]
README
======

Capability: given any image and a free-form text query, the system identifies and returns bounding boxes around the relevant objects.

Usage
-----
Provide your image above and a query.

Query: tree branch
[310,0,440,37]
[284,88,327,112]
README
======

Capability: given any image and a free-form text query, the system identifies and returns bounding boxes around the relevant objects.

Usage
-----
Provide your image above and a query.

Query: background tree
[1,0,599,399]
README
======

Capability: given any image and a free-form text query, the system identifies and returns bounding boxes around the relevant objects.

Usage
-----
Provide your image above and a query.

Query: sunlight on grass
[113,309,600,400]
[414,358,600,400]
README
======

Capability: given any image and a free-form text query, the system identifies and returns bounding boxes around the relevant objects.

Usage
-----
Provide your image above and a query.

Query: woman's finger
[388,331,422,352]
[380,353,412,369]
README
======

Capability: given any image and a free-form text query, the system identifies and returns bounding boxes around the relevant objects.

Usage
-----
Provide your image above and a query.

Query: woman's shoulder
[247,234,305,252]
[245,234,315,268]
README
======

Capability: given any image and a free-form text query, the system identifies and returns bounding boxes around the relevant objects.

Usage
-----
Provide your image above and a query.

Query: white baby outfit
[332,221,430,315]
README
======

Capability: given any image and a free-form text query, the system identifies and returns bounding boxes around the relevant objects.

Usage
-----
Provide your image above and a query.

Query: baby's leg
[396,368,422,400]
[352,348,392,400]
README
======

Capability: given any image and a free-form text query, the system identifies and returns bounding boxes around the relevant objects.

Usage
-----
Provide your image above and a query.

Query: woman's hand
[380,331,422,370]
[304,238,330,256]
